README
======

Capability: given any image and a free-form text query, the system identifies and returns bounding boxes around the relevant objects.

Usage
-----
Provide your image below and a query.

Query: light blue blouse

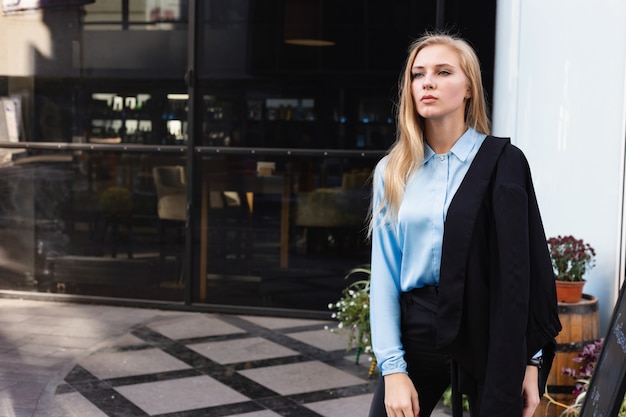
[369,128,486,376]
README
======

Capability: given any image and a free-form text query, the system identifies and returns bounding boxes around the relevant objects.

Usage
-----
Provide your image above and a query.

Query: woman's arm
[522,365,540,417]
[369,161,406,376]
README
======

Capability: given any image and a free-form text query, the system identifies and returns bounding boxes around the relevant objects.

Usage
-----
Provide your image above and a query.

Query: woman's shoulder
[502,142,529,168]
[485,135,528,166]
[373,155,390,178]
[376,154,390,168]
[488,137,533,184]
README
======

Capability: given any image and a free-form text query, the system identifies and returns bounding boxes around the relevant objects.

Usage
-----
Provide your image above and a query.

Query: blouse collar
[423,127,481,165]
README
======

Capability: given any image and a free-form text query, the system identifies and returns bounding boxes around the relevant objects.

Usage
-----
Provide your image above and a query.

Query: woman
[368,32,561,417]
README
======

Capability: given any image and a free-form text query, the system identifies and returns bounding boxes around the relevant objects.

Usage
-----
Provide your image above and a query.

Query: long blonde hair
[370,32,490,231]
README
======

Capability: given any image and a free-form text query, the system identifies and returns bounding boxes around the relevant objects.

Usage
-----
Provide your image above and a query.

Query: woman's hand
[521,365,540,417]
[384,372,420,417]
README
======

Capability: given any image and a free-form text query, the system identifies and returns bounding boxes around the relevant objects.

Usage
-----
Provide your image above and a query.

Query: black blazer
[436,136,562,416]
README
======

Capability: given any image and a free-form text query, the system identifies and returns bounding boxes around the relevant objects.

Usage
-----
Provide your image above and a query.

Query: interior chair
[153,165,186,221]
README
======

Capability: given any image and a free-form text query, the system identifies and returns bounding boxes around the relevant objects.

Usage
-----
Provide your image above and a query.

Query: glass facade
[0,0,495,314]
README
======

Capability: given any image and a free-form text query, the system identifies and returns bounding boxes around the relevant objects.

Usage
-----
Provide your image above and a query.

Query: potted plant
[547,235,596,303]
[327,264,377,377]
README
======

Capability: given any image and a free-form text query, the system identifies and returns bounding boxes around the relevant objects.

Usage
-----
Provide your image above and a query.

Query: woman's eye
[411,73,423,79]
[439,70,451,76]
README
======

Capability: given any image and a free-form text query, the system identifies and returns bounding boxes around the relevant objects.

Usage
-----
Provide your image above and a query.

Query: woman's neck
[424,121,468,154]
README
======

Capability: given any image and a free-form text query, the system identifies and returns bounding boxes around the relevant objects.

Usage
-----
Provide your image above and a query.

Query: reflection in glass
[0,148,187,301]
[197,153,374,311]
[0,147,378,312]
[84,0,189,31]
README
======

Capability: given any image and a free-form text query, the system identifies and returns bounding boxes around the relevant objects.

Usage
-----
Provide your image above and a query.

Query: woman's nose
[422,74,434,89]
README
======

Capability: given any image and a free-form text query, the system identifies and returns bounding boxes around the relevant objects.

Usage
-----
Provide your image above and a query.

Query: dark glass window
[0,0,496,314]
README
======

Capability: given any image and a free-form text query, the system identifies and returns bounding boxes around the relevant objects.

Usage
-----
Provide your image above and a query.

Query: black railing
[0,142,387,158]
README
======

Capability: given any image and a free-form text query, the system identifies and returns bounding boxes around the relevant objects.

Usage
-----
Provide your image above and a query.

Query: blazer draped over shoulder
[435,136,562,416]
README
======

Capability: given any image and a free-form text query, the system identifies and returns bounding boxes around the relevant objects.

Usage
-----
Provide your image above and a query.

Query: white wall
[493,0,626,332]
[0,13,52,76]
[0,10,81,77]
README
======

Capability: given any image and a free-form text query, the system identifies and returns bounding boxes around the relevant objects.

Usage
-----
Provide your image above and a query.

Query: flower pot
[555,280,586,303]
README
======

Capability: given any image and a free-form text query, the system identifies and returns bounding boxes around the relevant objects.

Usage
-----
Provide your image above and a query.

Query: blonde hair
[370,32,490,231]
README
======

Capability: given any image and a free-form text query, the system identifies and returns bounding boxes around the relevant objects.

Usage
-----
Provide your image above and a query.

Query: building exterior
[493,0,626,331]
[0,0,624,330]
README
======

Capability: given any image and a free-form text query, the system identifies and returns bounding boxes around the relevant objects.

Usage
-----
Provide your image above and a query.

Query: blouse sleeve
[369,160,407,375]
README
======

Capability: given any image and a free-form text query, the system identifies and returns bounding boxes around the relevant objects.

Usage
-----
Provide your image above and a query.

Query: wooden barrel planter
[535,294,600,417]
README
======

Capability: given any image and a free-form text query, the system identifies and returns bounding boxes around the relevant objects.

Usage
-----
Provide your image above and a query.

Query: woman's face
[410,44,470,124]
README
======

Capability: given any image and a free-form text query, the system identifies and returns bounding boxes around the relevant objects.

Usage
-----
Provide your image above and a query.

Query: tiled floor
[49,313,379,417]
[0,296,454,417]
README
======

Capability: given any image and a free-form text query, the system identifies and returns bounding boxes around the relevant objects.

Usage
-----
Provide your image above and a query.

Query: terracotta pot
[555,280,586,303]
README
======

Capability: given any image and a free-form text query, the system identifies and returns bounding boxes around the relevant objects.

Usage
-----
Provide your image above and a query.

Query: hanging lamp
[283,0,335,46]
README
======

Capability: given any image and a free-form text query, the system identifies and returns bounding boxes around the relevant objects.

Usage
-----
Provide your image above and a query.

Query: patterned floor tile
[80,348,191,379]
[148,315,246,340]
[239,315,331,330]
[304,393,374,417]
[225,411,283,417]
[238,360,366,396]
[114,375,250,415]
[286,328,351,351]
[187,336,298,364]
[48,392,109,417]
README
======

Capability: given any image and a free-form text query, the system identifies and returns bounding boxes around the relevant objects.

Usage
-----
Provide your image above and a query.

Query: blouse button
[439,156,445,161]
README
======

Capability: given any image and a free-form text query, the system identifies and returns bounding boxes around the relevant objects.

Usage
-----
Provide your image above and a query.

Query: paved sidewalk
[0,297,454,417]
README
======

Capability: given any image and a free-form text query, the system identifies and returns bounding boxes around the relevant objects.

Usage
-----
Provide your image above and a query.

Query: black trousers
[368,286,452,417]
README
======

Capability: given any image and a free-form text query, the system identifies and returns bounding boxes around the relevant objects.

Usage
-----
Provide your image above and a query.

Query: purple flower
[562,338,604,396]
